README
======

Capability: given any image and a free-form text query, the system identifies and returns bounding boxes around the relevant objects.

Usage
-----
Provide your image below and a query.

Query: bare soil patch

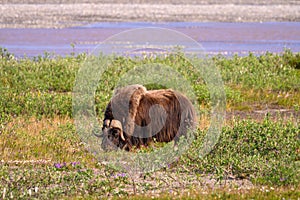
[226,109,300,124]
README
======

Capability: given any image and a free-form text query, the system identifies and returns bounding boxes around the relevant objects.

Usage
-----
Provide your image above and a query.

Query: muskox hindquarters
[101,85,197,151]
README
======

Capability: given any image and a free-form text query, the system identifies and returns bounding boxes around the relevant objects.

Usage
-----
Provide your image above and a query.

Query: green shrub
[184,118,300,186]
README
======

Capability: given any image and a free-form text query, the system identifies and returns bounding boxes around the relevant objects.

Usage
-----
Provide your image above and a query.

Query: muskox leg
[121,143,129,151]
[173,112,196,149]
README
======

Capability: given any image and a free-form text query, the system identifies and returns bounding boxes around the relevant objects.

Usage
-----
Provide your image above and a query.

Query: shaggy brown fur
[101,85,197,151]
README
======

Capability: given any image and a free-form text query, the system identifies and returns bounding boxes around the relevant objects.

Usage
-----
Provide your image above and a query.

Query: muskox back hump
[134,89,194,143]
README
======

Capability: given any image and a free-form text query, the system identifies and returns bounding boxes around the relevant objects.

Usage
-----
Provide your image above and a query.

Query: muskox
[100,85,197,151]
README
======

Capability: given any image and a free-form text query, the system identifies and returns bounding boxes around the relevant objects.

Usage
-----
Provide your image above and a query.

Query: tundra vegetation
[0,47,299,199]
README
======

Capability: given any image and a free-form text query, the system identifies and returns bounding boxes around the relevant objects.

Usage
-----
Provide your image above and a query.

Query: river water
[0,22,299,57]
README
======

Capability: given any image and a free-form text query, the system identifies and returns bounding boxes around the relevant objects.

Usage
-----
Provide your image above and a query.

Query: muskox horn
[104,119,110,127]
[110,120,125,141]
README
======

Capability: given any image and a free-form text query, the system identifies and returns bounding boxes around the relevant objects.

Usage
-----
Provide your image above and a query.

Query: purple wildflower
[280,177,286,182]
[113,173,127,179]
[71,162,80,167]
[54,162,68,169]
[54,163,62,169]
[118,173,126,177]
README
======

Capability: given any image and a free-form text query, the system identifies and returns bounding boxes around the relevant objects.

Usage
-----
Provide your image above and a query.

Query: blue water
[1,22,299,58]
[80,21,300,29]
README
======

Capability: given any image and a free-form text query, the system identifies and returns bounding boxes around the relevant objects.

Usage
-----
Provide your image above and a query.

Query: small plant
[0,47,14,59]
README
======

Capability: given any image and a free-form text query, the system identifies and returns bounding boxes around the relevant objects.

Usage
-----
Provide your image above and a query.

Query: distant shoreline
[1,1,299,28]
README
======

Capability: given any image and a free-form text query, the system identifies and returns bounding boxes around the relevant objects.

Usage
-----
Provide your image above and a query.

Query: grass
[0,48,299,199]
[0,117,94,164]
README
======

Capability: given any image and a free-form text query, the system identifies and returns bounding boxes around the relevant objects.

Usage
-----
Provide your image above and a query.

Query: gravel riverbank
[1,0,299,28]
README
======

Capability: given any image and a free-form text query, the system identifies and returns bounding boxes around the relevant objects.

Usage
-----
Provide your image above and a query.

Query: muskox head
[101,85,147,151]
[101,119,128,151]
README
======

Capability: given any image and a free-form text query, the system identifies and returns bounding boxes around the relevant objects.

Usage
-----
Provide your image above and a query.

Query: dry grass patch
[0,117,94,166]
